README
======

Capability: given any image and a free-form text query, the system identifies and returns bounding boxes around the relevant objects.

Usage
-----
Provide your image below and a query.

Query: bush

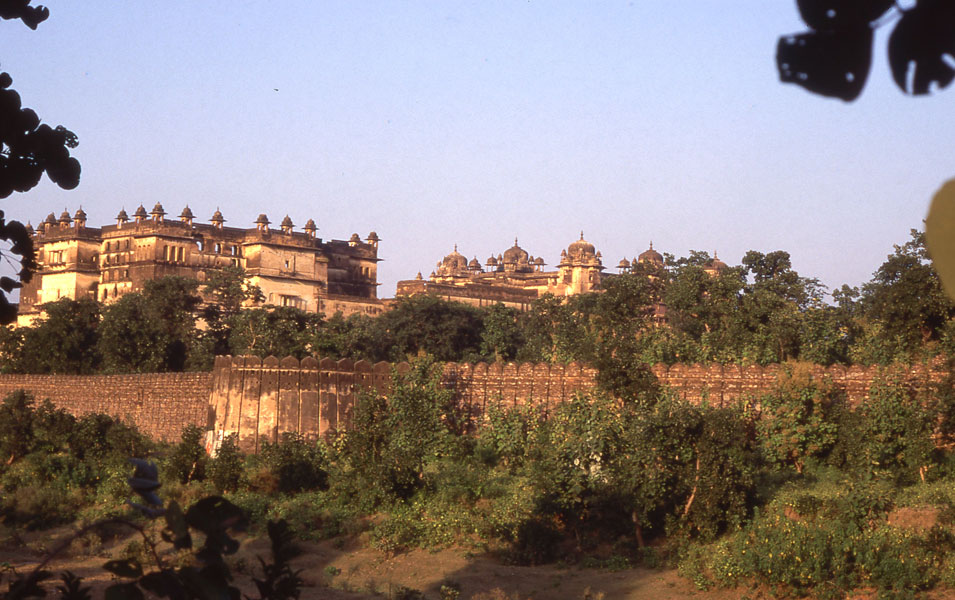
[342,358,458,502]
[756,365,840,475]
[165,424,209,484]
[259,433,328,494]
[209,433,244,492]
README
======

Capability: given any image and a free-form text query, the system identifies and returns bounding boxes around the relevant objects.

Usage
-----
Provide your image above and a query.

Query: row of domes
[29,205,378,243]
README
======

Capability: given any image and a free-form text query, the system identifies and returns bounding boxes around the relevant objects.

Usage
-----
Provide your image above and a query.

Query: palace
[17,205,384,326]
[395,233,707,322]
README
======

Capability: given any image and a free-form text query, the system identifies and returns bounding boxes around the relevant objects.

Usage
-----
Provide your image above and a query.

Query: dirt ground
[3,525,955,600]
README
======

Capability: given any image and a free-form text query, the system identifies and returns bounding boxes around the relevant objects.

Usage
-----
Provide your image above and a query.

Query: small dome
[415,271,423,280]
[116,208,129,222]
[502,238,529,264]
[486,255,498,266]
[535,257,545,266]
[45,212,56,224]
[468,256,482,270]
[59,209,72,223]
[366,231,379,241]
[707,252,728,272]
[134,205,149,219]
[638,242,663,265]
[25,222,33,235]
[567,231,595,260]
[618,258,631,269]
[74,207,87,221]
[280,215,294,228]
[211,209,225,223]
[150,202,166,216]
[440,245,468,272]
[304,219,317,231]
[179,206,195,220]
[349,233,361,242]
[255,214,271,225]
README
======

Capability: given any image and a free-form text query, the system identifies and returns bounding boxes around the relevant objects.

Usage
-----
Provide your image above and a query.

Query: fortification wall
[0,372,212,442]
[0,357,948,450]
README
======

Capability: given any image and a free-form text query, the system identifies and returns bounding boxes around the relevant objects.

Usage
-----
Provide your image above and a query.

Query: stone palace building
[17,205,384,325]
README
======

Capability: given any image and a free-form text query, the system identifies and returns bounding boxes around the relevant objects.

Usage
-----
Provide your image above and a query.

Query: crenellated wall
[0,356,948,450]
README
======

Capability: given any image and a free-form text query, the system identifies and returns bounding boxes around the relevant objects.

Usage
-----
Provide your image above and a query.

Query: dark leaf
[0,276,19,292]
[777,27,872,101]
[103,559,143,579]
[126,500,166,518]
[129,458,159,481]
[57,571,92,600]
[104,583,144,600]
[185,496,246,534]
[163,501,192,550]
[138,571,184,599]
[888,0,955,94]
[796,0,894,31]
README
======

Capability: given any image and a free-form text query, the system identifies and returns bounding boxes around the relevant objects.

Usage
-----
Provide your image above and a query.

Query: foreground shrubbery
[5,359,955,597]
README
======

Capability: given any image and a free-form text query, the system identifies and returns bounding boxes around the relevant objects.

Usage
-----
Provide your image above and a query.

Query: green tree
[98,277,204,372]
[343,358,458,502]
[227,306,320,359]
[377,295,484,362]
[200,266,263,355]
[479,303,524,361]
[311,312,388,361]
[6,297,100,374]
[756,365,839,474]
[859,230,954,359]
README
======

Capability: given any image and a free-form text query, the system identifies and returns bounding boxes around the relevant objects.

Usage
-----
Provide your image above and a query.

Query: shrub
[857,377,936,484]
[756,365,839,475]
[260,433,328,494]
[209,433,244,492]
[164,424,209,484]
[343,358,458,502]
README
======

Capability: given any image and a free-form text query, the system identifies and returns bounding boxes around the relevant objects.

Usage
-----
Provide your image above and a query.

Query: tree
[860,230,954,355]
[480,302,524,361]
[0,1,81,323]
[227,306,319,359]
[377,295,485,362]
[98,277,205,372]
[200,266,264,355]
[4,297,100,373]
[777,0,955,101]
[311,312,387,361]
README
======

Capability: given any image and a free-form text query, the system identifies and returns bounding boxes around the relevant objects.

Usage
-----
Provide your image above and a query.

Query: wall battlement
[0,356,948,449]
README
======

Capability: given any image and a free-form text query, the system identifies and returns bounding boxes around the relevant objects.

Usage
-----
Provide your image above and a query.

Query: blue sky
[2,2,952,297]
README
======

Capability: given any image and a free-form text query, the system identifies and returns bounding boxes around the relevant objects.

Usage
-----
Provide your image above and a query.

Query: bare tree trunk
[631,511,645,548]
[682,456,701,518]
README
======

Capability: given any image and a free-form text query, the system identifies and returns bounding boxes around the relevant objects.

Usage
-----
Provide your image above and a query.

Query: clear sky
[2,2,952,297]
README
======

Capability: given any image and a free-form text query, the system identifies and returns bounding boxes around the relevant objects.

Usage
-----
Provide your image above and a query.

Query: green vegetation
[6,352,955,597]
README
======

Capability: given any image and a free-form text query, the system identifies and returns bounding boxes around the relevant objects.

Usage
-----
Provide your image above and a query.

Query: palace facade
[17,205,384,325]
[396,233,689,322]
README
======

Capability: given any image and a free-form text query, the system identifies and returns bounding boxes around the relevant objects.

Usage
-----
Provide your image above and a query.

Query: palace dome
[502,238,529,264]
[638,242,663,266]
[440,245,468,272]
[566,232,595,260]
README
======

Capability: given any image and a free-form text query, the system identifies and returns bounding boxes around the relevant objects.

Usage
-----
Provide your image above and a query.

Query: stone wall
[0,372,212,442]
[209,356,951,450]
[0,356,949,450]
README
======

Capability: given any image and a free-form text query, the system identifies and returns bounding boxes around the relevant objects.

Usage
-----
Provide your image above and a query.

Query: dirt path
[5,527,955,599]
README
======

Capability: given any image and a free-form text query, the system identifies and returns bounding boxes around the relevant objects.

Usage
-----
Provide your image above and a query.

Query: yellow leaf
[927,179,955,300]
